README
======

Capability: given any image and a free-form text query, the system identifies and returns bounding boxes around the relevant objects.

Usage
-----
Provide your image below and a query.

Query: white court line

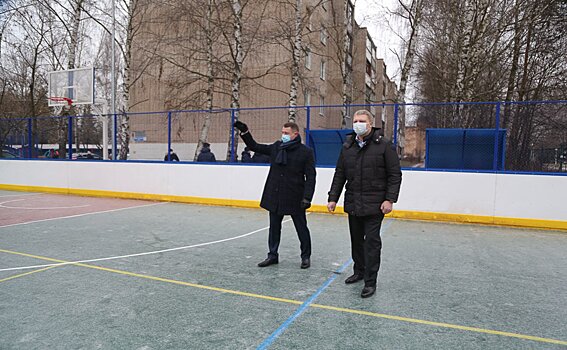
[0,193,44,198]
[0,217,294,272]
[0,202,167,229]
[0,198,90,210]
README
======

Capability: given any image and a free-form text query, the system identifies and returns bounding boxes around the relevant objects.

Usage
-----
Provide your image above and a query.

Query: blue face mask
[281,134,291,143]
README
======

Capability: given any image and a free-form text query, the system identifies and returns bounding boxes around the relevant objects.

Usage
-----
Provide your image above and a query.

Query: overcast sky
[354,0,403,84]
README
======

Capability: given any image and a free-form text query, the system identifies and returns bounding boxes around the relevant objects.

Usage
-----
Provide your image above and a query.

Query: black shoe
[361,285,376,298]
[300,258,310,269]
[344,274,364,284]
[257,258,278,267]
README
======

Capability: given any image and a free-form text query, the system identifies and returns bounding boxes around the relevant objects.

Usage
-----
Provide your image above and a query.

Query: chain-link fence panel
[502,101,567,172]
[127,112,170,161]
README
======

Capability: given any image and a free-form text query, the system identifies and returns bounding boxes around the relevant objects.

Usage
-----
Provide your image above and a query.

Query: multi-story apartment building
[128,0,397,159]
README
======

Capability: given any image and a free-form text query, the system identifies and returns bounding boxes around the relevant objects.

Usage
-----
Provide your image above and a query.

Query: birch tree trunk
[395,0,423,153]
[226,0,243,161]
[194,0,215,160]
[287,0,302,123]
[117,0,137,160]
[340,0,350,128]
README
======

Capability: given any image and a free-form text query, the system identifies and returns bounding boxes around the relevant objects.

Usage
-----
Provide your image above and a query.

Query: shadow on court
[0,190,566,349]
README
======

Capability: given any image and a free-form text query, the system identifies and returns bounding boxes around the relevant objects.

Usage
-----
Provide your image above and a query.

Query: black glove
[301,199,311,210]
[233,120,248,133]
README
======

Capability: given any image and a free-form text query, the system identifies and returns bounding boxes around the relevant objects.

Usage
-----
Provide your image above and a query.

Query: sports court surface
[0,190,565,349]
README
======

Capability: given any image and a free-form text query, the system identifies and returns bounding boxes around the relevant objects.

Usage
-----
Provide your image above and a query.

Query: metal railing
[1,101,565,174]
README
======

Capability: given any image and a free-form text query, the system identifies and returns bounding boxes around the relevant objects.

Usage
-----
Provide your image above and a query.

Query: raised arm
[234,121,272,156]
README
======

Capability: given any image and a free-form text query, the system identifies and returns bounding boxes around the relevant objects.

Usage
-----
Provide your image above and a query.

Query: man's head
[281,122,300,142]
[352,109,374,137]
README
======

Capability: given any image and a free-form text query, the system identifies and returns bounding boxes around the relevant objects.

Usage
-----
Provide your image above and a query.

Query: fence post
[68,116,73,160]
[27,118,32,159]
[230,109,236,162]
[167,111,172,161]
[113,113,117,160]
[493,102,501,171]
[393,104,399,146]
[306,106,311,146]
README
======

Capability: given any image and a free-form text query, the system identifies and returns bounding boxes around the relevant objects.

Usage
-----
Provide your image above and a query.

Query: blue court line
[255,258,352,350]
[256,220,393,349]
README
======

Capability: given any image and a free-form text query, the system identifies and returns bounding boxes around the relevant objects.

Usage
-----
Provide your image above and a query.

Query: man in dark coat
[241,147,253,163]
[234,120,316,269]
[164,149,180,161]
[197,143,216,162]
[327,109,402,298]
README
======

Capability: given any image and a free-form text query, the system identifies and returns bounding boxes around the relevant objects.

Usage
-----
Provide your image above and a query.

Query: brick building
[128,0,398,159]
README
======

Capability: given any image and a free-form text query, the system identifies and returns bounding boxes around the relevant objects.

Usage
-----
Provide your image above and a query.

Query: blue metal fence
[1,100,566,174]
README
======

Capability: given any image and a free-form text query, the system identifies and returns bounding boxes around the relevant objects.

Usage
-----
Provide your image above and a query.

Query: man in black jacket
[197,143,216,162]
[234,120,316,269]
[327,109,402,298]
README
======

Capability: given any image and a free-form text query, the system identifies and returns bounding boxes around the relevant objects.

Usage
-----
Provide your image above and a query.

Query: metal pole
[167,112,172,161]
[493,102,501,171]
[305,106,311,147]
[27,118,32,158]
[393,104,399,146]
[230,109,236,162]
[68,116,73,160]
[111,0,117,160]
[102,105,109,160]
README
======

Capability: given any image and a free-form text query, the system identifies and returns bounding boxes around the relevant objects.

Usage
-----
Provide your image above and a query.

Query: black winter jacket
[241,132,316,215]
[197,147,216,162]
[328,128,402,216]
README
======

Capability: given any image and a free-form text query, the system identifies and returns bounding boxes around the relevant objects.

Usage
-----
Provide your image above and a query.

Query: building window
[320,60,326,80]
[304,47,312,70]
[304,90,311,106]
[320,26,327,45]
[319,96,325,116]
[346,1,354,24]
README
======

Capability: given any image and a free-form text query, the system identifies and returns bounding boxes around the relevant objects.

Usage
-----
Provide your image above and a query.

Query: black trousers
[348,213,384,287]
[267,211,311,260]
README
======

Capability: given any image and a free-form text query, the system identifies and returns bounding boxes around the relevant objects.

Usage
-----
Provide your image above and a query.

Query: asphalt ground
[0,190,565,349]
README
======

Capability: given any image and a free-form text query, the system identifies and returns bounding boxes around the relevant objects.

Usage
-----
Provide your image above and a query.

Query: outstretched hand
[233,120,249,133]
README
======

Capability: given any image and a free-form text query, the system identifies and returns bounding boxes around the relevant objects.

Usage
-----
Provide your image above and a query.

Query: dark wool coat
[328,128,402,216]
[197,147,216,162]
[241,132,316,215]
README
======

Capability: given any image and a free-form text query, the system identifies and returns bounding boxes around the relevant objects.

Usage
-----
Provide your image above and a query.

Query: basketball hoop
[48,96,73,107]
[48,97,73,114]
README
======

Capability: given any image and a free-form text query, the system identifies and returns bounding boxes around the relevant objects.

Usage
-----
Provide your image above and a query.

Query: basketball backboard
[48,67,95,106]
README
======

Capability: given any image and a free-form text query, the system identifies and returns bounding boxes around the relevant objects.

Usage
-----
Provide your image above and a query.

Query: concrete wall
[0,160,565,230]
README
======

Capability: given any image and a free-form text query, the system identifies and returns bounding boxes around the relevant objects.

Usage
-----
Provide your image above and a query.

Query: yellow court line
[0,266,56,283]
[0,248,565,346]
[311,304,567,346]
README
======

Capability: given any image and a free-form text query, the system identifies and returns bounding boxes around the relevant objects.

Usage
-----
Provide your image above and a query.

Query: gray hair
[353,109,374,122]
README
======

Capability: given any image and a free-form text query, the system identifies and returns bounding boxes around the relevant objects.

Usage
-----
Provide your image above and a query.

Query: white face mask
[353,122,368,136]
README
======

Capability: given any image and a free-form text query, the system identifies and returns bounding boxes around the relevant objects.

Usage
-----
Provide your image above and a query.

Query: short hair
[283,122,299,133]
[353,109,374,123]
[202,142,210,147]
